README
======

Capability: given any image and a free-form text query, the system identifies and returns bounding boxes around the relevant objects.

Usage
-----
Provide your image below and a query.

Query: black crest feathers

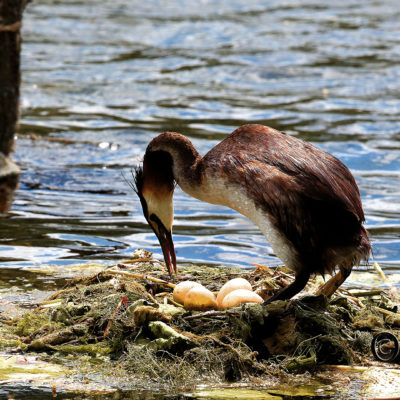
[125,165,143,196]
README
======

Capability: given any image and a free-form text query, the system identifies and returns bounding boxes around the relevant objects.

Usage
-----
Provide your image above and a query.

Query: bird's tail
[358,225,372,263]
[342,225,372,272]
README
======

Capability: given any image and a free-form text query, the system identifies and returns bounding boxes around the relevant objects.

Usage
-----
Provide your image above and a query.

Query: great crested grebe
[132,124,371,301]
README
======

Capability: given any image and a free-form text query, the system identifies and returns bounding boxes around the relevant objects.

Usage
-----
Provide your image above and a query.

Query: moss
[14,312,60,338]
[228,315,252,341]
[352,309,385,330]
[55,343,113,356]
[158,303,185,318]
[385,313,400,327]
[0,338,27,350]
[263,315,299,356]
[133,305,172,326]
[121,340,249,388]
[122,344,218,388]
[329,297,359,324]
[284,354,317,374]
[352,331,373,354]
[50,305,72,324]
[315,335,354,364]
[295,305,341,337]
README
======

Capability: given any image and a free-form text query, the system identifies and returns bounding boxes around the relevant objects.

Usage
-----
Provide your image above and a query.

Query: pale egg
[220,289,263,309]
[172,281,203,305]
[216,278,253,307]
[184,286,217,311]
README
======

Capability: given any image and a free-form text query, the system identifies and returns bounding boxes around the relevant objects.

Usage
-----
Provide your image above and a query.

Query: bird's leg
[264,268,311,304]
[315,266,352,297]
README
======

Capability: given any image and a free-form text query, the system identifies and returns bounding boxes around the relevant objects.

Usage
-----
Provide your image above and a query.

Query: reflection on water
[1,0,399,276]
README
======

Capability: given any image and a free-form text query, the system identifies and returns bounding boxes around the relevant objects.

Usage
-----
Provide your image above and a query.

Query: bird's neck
[146,132,203,189]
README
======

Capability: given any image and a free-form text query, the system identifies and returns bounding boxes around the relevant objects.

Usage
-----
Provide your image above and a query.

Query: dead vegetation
[1,251,399,390]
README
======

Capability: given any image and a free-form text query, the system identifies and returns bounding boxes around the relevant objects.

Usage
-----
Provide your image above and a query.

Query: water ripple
[2,0,399,274]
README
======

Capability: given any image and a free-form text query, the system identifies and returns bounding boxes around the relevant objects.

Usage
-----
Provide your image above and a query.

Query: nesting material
[217,278,253,307]
[173,281,203,304]
[3,258,399,392]
[221,289,263,309]
[183,286,217,311]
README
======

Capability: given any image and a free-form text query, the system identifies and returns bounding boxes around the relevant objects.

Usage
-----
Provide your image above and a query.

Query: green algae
[0,338,27,351]
[0,354,67,381]
[184,388,283,399]
[55,343,113,356]
[14,311,59,337]
[267,383,336,397]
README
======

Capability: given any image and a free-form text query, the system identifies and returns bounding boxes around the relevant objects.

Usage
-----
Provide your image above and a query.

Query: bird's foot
[315,270,346,297]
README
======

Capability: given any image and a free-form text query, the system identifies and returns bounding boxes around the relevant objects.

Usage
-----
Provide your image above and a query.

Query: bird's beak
[156,223,177,276]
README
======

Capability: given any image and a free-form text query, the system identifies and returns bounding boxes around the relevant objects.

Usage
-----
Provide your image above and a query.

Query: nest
[1,252,399,390]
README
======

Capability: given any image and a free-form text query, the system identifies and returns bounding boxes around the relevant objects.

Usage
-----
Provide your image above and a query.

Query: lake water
[2,0,400,279]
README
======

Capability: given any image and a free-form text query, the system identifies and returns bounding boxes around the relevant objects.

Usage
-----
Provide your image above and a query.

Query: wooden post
[0,0,29,213]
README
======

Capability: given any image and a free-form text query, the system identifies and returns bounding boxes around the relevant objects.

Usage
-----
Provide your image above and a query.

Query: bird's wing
[204,125,365,260]
[210,124,364,222]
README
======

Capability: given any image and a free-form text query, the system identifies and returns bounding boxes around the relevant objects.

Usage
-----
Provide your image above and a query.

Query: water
[2,0,400,276]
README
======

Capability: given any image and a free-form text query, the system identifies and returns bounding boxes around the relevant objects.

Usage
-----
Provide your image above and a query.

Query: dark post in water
[0,0,29,213]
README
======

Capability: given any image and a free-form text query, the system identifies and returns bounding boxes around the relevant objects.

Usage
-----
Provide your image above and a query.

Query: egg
[172,281,203,304]
[216,278,253,307]
[184,286,217,311]
[220,289,263,309]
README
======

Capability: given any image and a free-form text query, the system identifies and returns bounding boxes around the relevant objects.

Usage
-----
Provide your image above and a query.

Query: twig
[45,287,76,301]
[183,310,226,320]
[364,397,400,400]
[346,295,366,309]
[0,318,18,325]
[373,262,392,286]
[374,306,399,318]
[350,290,384,297]
[373,261,400,303]
[167,297,185,308]
[119,258,156,264]
[253,264,275,274]
[146,291,159,304]
[104,296,128,337]
[37,299,63,307]
[109,267,176,289]
[155,292,170,297]
[322,365,369,372]
[183,309,240,320]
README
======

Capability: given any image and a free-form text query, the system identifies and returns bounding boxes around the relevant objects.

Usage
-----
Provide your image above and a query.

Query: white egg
[217,278,253,308]
[220,289,263,309]
[172,281,203,304]
[184,286,217,311]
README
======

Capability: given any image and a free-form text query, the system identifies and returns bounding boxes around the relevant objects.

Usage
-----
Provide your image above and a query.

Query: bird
[132,124,371,302]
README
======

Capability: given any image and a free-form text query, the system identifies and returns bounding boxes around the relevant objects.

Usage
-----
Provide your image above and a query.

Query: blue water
[2,0,399,275]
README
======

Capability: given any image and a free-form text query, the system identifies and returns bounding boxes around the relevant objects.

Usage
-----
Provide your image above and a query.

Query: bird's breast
[179,175,300,271]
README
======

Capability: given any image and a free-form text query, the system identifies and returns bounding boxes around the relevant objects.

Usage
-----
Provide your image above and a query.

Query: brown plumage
[133,124,371,301]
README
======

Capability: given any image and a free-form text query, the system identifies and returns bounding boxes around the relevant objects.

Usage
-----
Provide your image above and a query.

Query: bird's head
[132,150,177,275]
